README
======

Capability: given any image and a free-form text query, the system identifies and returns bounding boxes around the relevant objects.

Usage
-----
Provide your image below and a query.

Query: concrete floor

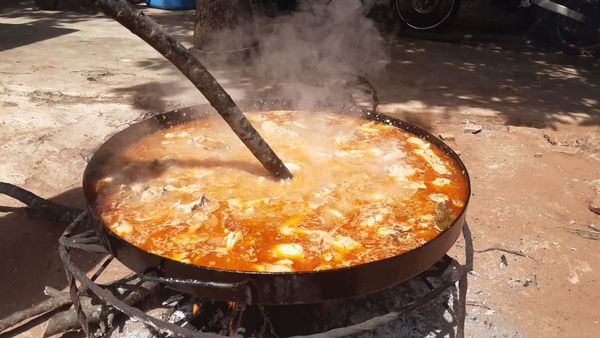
[1,0,599,337]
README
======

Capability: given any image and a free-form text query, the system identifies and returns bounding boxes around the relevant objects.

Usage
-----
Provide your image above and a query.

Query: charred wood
[0,182,83,223]
[43,277,159,337]
[0,293,72,333]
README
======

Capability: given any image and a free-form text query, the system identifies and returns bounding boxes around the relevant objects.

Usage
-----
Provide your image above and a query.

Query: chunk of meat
[432,178,451,186]
[331,235,362,253]
[224,231,242,250]
[430,193,449,203]
[408,137,449,174]
[272,243,305,259]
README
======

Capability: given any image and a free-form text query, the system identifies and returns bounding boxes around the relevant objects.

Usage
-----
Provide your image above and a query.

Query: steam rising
[252,0,389,109]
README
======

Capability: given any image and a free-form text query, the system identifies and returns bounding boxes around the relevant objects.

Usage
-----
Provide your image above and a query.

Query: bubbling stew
[93,111,468,272]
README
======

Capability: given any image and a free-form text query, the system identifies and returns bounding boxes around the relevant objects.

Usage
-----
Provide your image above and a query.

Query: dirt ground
[1,1,599,337]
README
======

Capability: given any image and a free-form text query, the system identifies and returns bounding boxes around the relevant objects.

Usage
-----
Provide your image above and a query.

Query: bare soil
[1,1,599,337]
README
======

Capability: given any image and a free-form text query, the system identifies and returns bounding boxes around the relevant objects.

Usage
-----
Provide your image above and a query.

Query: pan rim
[83,101,471,278]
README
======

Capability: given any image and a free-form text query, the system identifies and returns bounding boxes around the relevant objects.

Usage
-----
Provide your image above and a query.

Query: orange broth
[93,111,468,272]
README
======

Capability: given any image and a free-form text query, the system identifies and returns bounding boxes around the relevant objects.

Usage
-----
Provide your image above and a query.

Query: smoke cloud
[251,0,389,109]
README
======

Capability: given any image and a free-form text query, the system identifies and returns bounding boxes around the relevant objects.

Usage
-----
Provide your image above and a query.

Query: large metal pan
[83,101,470,305]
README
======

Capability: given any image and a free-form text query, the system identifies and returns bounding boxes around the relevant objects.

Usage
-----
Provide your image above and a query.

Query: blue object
[146,0,195,10]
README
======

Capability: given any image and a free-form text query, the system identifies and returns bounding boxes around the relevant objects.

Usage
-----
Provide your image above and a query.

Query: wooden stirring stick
[88,0,292,180]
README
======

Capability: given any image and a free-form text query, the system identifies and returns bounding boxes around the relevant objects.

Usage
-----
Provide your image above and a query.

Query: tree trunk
[194,0,256,52]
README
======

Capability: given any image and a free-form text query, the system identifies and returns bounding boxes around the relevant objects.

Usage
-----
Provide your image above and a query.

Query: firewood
[0,276,158,336]
[43,277,159,337]
[43,296,104,337]
[0,293,72,333]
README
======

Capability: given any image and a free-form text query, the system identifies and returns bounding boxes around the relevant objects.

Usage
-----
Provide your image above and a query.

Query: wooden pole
[88,0,292,180]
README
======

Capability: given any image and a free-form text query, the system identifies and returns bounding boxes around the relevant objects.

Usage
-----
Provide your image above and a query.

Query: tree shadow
[141,5,195,45]
[110,81,171,113]
[116,2,600,130]
[0,21,77,52]
[0,0,196,53]
[0,0,100,24]
[373,38,600,129]
[0,187,101,319]
[0,0,100,52]
[7,0,594,131]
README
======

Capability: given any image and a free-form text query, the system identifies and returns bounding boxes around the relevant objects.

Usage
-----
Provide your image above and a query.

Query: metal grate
[0,182,471,337]
[59,211,472,338]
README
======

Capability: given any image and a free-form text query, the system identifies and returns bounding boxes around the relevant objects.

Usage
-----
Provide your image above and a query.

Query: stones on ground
[542,133,596,155]
[589,196,600,215]
[464,121,482,134]
[551,146,580,155]
[523,276,537,288]
[500,254,508,267]
[438,133,455,141]
[79,149,94,162]
[567,225,600,240]
[543,133,558,145]
[588,178,600,192]
[0,101,18,108]
[587,224,600,232]
[534,152,543,158]
[79,70,116,77]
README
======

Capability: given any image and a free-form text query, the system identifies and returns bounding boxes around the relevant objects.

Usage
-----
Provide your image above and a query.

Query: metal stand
[0,182,471,337]
[58,212,472,338]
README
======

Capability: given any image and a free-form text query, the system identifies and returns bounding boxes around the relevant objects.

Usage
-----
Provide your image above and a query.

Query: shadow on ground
[0,22,77,52]
[87,2,600,130]
[0,0,98,51]
[118,36,600,130]
[375,38,600,129]
[0,0,99,23]
[0,188,102,319]
[2,0,599,129]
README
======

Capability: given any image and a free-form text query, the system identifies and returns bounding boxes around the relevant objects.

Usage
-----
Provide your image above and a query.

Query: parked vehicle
[531,0,600,55]
[393,0,600,55]
[394,0,461,30]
